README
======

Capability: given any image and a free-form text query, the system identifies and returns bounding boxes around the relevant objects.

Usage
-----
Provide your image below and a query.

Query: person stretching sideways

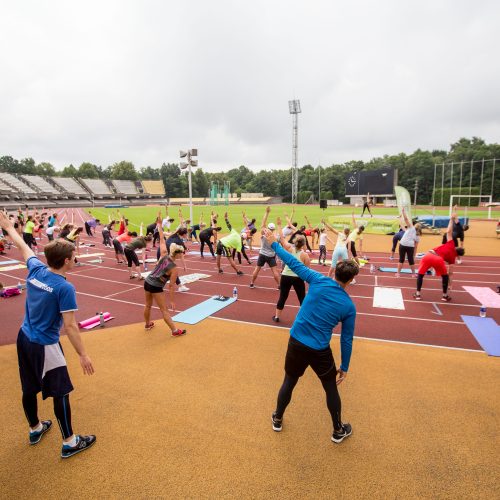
[390,225,405,260]
[396,208,421,277]
[347,212,364,266]
[263,228,359,444]
[441,205,468,265]
[323,221,351,280]
[143,215,186,337]
[124,235,152,279]
[216,213,245,276]
[0,210,96,459]
[249,206,281,288]
[414,212,465,302]
[361,192,373,217]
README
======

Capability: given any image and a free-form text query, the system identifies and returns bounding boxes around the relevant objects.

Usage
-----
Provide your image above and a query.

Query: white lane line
[431,303,443,316]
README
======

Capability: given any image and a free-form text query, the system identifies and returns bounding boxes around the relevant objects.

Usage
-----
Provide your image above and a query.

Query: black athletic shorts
[112,238,124,255]
[284,336,337,381]
[17,329,73,399]
[398,244,415,265]
[256,254,277,268]
[216,241,231,257]
[144,281,164,294]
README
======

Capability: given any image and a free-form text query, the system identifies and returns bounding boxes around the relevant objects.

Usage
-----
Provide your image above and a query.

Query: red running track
[1,207,499,351]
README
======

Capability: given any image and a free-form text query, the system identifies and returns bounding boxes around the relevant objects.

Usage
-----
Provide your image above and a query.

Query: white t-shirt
[282,226,295,238]
[319,233,328,246]
[46,226,57,236]
[335,232,349,248]
[400,227,420,247]
[162,218,171,231]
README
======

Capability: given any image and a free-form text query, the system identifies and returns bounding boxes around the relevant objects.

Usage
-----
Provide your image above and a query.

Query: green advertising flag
[394,186,412,220]
[327,216,399,235]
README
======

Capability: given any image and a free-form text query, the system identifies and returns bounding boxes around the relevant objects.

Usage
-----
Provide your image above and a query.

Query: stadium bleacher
[79,178,113,197]
[112,180,139,196]
[0,177,16,193]
[141,180,165,196]
[0,172,37,196]
[22,175,62,195]
[51,177,89,196]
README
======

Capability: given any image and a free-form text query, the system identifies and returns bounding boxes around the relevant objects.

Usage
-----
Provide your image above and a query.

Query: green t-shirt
[24,221,35,234]
[220,229,242,251]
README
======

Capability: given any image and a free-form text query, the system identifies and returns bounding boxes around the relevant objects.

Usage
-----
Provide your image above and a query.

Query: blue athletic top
[272,242,356,372]
[21,257,78,345]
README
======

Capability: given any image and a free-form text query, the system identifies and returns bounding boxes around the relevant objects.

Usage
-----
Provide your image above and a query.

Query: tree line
[1,137,499,203]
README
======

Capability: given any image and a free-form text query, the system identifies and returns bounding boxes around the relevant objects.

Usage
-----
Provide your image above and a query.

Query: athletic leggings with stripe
[23,393,73,439]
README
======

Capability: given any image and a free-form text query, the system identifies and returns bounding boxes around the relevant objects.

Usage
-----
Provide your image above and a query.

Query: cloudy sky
[1,0,499,172]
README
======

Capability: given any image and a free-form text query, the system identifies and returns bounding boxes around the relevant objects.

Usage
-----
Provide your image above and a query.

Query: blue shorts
[331,246,348,268]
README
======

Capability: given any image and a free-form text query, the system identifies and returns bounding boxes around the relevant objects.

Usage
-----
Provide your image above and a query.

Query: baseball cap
[268,223,276,230]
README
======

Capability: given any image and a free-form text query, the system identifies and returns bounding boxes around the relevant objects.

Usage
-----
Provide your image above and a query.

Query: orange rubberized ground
[1,319,499,499]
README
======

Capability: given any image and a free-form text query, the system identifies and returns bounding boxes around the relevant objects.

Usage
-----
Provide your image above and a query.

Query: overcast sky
[1,0,499,173]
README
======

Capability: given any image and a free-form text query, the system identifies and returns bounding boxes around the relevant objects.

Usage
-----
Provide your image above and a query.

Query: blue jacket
[272,242,356,372]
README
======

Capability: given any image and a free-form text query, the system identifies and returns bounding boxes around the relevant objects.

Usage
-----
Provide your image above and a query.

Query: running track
[1,207,499,351]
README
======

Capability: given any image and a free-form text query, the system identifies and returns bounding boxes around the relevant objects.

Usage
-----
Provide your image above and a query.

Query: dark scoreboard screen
[345,166,396,196]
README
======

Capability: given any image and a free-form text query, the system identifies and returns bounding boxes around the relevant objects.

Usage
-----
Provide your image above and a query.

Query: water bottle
[86,246,89,254]
[479,306,487,318]
[233,286,238,300]
[370,264,375,274]
[99,312,105,327]
[17,281,23,293]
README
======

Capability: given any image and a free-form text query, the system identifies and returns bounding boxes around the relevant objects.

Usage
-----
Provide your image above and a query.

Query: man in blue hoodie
[263,229,358,444]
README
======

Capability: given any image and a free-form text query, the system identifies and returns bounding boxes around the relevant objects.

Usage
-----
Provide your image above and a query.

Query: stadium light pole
[288,99,301,204]
[180,148,198,223]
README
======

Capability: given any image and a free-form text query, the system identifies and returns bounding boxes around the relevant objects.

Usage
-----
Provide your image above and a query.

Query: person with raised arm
[0,210,96,459]
[215,212,245,276]
[396,207,422,277]
[347,212,364,266]
[143,212,187,337]
[414,210,465,302]
[361,192,373,217]
[262,227,359,444]
[323,220,352,279]
[249,206,281,288]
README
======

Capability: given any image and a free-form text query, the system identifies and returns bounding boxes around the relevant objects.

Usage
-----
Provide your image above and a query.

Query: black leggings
[231,246,251,264]
[275,374,342,431]
[417,273,449,294]
[319,245,327,262]
[361,202,372,216]
[200,237,215,257]
[392,235,401,252]
[85,222,93,236]
[398,244,415,265]
[102,230,112,246]
[276,275,306,310]
[22,393,73,439]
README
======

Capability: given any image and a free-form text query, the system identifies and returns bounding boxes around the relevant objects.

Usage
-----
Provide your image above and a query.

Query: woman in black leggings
[273,220,311,322]
[199,226,221,257]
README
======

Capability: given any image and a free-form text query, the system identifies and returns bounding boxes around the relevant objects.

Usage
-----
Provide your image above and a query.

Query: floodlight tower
[288,99,301,204]
[179,148,198,223]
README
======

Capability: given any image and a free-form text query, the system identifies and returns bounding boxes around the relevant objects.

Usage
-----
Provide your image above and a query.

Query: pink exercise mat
[462,287,500,308]
[78,312,114,329]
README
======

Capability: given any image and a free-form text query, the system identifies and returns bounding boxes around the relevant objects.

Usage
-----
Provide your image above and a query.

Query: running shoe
[350,279,356,285]
[441,295,452,302]
[171,329,187,337]
[271,412,282,432]
[178,285,190,292]
[61,435,96,459]
[456,258,462,264]
[218,269,224,274]
[145,322,155,331]
[272,316,280,323]
[331,423,352,444]
[236,271,244,275]
[413,293,422,300]
[129,275,136,279]
[249,283,255,288]
[29,420,52,445]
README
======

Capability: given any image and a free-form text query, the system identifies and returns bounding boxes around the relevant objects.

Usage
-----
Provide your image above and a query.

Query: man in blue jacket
[263,229,358,444]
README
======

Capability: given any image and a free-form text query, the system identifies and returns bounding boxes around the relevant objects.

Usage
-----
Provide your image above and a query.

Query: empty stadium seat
[112,180,138,195]
[0,172,37,195]
[51,177,89,196]
[22,175,62,195]
[141,180,165,196]
[79,178,113,196]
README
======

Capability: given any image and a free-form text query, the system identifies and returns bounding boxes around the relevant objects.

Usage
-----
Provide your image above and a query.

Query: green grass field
[86,204,497,232]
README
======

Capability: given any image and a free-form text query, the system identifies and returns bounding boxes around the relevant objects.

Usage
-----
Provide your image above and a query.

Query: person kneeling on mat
[414,211,465,302]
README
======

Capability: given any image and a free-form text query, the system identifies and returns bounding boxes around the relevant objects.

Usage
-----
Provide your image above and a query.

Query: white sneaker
[456,258,462,264]
[178,285,190,292]
[351,279,356,285]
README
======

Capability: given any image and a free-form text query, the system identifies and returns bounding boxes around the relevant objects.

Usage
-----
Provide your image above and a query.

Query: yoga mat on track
[461,315,500,356]
[378,267,431,275]
[78,312,114,330]
[173,296,236,324]
[0,264,27,272]
[78,253,105,258]
[373,287,405,310]
[462,286,500,308]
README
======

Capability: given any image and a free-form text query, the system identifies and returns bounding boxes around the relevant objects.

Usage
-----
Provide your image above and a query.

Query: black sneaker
[413,293,422,301]
[218,269,224,274]
[29,420,52,445]
[249,283,255,288]
[61,435,96,458]
[271,412,282,432]
[331,423,352,444]
[236,271,244,275]
[441,295,452,302]
[272,316,280,323]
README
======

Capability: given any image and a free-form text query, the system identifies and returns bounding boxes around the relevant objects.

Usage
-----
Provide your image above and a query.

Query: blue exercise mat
[416,215,468,228]
[461,315,500,356]
[173,296,237,325]
[0,260,20,266]
[379,267,431,275]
